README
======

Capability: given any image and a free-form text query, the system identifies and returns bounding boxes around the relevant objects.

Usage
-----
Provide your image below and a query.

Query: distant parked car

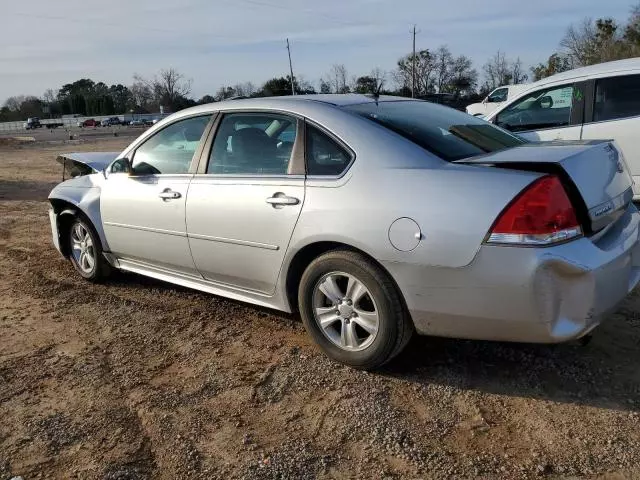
[101,117,121,127]
[466,84,531,117]
[24,117,42,130]
[47,95,640,369]
[129,119,144,126]
[77,119,98,128]
[485,57,640,200]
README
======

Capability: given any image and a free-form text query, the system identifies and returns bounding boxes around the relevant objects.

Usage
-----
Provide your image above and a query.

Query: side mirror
[110,157,132,175]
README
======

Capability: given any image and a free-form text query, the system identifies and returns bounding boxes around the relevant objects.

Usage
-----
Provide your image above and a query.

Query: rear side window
[306,125,352,176]
[207,113,297,175]
[593,74,640,122]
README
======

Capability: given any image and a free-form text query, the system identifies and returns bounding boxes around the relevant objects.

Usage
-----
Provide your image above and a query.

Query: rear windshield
[345,100,525,161]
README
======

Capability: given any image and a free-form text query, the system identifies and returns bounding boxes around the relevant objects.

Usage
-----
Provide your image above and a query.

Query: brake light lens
[487,175,582,246]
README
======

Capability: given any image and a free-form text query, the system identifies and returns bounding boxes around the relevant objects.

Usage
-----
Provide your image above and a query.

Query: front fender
[49,182,109,252]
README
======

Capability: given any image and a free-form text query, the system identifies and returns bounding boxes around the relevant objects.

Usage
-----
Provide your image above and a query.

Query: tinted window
[345,101,524,162]
[207,113,296,175]
[306,126,352,176]
[495,84,573,132]
[594,74,640,122]
[487,87,508,103]
[132,115,211,175]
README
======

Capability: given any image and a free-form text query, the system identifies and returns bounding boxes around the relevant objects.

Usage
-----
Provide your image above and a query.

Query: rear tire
[298,250,413,370]
[67,215,111,282]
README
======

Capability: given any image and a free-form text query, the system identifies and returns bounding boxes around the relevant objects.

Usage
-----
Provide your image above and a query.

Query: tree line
[2,3,639,122]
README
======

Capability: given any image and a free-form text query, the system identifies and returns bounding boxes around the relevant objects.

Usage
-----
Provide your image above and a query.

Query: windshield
[345,100,525,161]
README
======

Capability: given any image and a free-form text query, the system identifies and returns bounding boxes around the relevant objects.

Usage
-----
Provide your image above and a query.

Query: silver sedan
[48,94,640,369]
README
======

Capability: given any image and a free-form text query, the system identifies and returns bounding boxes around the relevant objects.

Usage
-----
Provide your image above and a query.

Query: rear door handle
[266,193,300,207]
[159,189,181,200]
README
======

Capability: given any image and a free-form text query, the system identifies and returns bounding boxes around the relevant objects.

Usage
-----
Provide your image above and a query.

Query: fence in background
[0,114,163,133]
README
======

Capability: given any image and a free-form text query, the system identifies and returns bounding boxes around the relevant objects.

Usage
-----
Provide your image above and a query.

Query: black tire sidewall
[68,217,101,281]
[299,254,399,369]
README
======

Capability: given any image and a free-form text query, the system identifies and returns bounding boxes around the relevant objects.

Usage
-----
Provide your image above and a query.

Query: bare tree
[42,89,57,104]
[3,95,26,111]
[482,51,512,90]
[233,82,257,97]
[433,46,454,93]
[511,58,528,84]
[130,81,153,108]
[326,64,349,93]
[134,68,192,109]
[394,49,436,95]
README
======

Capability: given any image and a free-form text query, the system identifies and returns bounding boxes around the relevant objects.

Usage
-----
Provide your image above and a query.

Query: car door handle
[158,189,181,200]
[266,193,300,206]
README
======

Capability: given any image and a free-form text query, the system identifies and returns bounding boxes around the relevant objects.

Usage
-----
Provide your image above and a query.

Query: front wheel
[298,250,413,370]
[67,216,111,282]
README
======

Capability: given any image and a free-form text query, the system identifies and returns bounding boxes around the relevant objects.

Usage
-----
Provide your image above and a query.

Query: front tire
[67,216,110,282]
[298,250,413,370]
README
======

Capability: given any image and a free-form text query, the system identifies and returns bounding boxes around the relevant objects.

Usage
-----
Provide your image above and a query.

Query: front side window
[306,126,352,176]
[495,84,574,132]
[132,115,211,175]
[345,101,524,162]
[207,113,297,175]
[487,87,508,103]
[593,74,640,122]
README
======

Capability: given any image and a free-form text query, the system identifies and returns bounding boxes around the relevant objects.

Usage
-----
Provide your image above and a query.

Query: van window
[487,88,508,103]
[593,74,640,122]
[495,84,573,132]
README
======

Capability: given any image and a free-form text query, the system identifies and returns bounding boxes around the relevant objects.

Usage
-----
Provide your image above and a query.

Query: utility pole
[286,38,296,95]
[411,25,418,98]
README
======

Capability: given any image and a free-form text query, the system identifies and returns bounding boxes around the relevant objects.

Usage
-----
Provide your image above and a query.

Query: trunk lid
[456,140,633,232]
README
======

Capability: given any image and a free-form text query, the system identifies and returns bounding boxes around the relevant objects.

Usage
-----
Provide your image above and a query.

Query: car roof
[159,94,417,123]
[531,57,640,87]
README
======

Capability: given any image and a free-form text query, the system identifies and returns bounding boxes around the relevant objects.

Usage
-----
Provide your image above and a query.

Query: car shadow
[105,271,639,413]
[382,314,640,412]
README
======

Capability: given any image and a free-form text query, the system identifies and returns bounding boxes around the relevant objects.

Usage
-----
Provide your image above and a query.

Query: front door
[101,114,212,275]
[493,82,582,142]
[186,112,304,294]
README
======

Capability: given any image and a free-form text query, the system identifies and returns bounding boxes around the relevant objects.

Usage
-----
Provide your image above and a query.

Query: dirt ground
[1,139,639,480]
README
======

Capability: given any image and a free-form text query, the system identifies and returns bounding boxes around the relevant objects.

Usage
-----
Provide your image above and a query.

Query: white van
[485,58,640,199]
[466,84,531,117]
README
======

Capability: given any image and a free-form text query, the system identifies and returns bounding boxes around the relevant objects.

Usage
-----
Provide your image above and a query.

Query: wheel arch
[49,197,106,257]
[284,240,410,316]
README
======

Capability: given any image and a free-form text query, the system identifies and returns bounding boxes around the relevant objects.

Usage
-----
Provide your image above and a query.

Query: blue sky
[1,0,635,102]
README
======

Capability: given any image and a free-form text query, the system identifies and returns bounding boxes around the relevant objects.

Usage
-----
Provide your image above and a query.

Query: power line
[286,38,296,96]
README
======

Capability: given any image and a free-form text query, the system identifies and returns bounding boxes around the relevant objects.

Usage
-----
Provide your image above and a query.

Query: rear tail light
[486,175,582,246]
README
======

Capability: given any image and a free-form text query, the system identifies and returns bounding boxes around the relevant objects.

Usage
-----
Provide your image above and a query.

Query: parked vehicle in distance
[485,58,640,199]
[77,118,98,128]
[24,117,42,130]
[466,84,531,117]
[48,95,640,369]
[101,117,121,127]
[129,119,144,126]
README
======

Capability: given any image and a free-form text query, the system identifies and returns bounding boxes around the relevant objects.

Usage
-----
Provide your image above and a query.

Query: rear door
[493,82,583,142]
[580,74,640,193]
[186,112,305,294]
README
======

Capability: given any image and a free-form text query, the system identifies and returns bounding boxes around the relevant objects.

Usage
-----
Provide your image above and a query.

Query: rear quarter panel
[287,160,540,270]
